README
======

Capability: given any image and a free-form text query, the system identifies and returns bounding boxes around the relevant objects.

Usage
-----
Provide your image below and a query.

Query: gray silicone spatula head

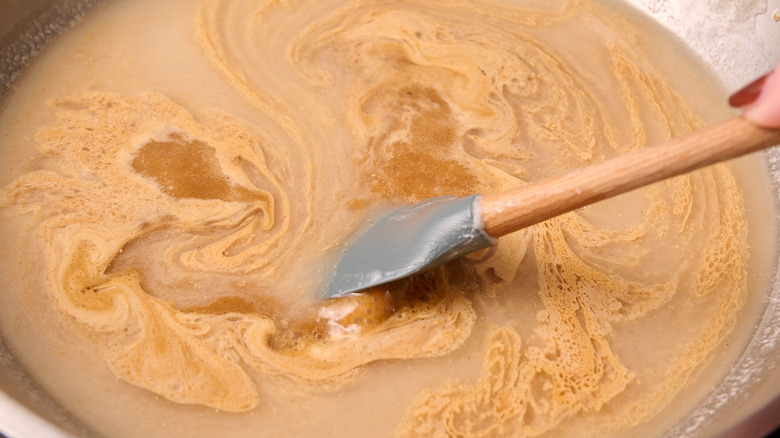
[322,195,496,299]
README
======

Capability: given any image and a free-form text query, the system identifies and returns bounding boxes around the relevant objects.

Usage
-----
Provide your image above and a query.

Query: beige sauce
[0,0,774,436]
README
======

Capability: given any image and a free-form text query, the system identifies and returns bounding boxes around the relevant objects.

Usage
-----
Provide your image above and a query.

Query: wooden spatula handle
[481,117,780,238]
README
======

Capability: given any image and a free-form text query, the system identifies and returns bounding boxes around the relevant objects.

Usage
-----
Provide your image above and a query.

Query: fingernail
[729,73,768,107]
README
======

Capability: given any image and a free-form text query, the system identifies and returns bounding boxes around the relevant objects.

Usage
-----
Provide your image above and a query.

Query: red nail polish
[729,73,768,107]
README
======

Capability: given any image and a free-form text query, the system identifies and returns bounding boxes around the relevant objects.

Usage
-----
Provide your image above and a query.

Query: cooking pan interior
[0,0,779,437]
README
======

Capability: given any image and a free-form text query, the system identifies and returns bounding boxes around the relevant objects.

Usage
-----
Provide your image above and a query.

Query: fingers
[730,64,780,128]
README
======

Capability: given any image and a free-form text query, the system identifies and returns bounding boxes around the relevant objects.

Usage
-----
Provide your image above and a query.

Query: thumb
[729,65,780,128]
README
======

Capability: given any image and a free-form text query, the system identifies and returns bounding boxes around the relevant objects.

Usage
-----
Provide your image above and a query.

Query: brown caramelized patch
[346,198,369,211]
[317,269,447,337]
[360,85,479,202]
[335,289,395,328]
[267,318,328,352]
[319,288,396,334]
[184,296,259,315]
[391,269,447,311]
[132,134,259,202]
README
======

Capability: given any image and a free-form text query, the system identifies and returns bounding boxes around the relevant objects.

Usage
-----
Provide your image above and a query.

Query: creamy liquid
[0,0,775,437]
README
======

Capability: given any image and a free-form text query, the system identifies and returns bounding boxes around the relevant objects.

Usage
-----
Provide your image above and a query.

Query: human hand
[730,63,780,128]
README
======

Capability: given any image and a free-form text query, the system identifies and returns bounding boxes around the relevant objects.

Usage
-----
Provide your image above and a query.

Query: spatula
[323,116,780,298]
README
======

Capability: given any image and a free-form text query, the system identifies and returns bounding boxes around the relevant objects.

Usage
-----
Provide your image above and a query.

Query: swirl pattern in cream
[0,0,752,436]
